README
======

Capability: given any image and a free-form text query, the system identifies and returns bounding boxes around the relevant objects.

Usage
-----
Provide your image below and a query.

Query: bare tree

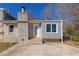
[41,4,57,20]
[27,10,36,20]
[57,3,79,35]
[57,4,74,23]
[41,3,78,21]
[57,3,79,23]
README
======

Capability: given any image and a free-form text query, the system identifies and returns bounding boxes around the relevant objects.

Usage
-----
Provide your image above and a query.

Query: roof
[0,8,16,20]
[28,20,64,23]
[0,20,17,24]
[0,8,9,12]
[0,20,64,24]
[0,8,6,10]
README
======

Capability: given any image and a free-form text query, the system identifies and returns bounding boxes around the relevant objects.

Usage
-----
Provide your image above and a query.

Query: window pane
[46,24,51,32]
[9,25,14,32]
[52,24,56,32]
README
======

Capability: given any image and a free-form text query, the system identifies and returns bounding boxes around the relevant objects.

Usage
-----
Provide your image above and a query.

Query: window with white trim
[52,24,56,32]
[46,24,51,32]
[46,24,57,33]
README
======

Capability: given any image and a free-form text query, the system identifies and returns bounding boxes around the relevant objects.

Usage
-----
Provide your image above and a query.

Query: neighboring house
[0,7,64,43]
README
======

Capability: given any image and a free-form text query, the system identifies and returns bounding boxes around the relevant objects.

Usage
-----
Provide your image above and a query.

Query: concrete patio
[0,41,79,56]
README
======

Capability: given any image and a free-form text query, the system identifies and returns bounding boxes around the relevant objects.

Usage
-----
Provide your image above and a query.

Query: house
[0,7,64,43]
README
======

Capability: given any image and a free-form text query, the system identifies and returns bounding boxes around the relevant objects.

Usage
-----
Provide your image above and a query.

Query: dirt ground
[64,39,79,48]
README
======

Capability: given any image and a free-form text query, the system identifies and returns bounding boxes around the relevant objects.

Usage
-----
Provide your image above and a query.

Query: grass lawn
[72,35,79,42]
[0,40,17,53]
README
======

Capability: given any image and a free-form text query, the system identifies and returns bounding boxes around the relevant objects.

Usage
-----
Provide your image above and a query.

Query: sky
[0,3,58,19]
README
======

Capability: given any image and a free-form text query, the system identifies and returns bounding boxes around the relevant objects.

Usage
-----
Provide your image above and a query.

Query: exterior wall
[41,21,62,39]
[0,10,4,39]
[0,22,3,40]
[0,10,4,20]
[18,22,28,41]
[28,23,33,38]
[3,23,18,42]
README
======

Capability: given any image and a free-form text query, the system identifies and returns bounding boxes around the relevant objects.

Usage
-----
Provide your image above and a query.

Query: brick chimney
[18,6,28,21]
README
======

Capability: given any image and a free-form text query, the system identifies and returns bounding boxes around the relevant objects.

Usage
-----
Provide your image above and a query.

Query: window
[52,24,56,32]
[46,24,57,33]
[46,24,51,32]
[9,25,14,32]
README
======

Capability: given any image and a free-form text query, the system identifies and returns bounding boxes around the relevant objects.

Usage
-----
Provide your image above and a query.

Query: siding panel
[41,21,61,39]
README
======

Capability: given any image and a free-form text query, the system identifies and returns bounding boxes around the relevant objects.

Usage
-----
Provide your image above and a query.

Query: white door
[33,24,40,37]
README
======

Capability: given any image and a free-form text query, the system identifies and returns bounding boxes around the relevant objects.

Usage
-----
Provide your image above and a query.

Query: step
[28,38,42,44]
[27,42,42,45]
[30,39,42,42]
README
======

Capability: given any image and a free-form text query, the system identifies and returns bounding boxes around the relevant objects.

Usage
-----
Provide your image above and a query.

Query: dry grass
[64,39,79,48]
[0,39,17,53]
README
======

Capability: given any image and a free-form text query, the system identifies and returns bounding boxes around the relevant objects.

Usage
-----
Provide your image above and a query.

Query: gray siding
[41,21,62,39]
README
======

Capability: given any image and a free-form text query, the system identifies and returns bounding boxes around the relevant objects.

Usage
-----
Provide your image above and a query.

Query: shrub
[72,35,79,42]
